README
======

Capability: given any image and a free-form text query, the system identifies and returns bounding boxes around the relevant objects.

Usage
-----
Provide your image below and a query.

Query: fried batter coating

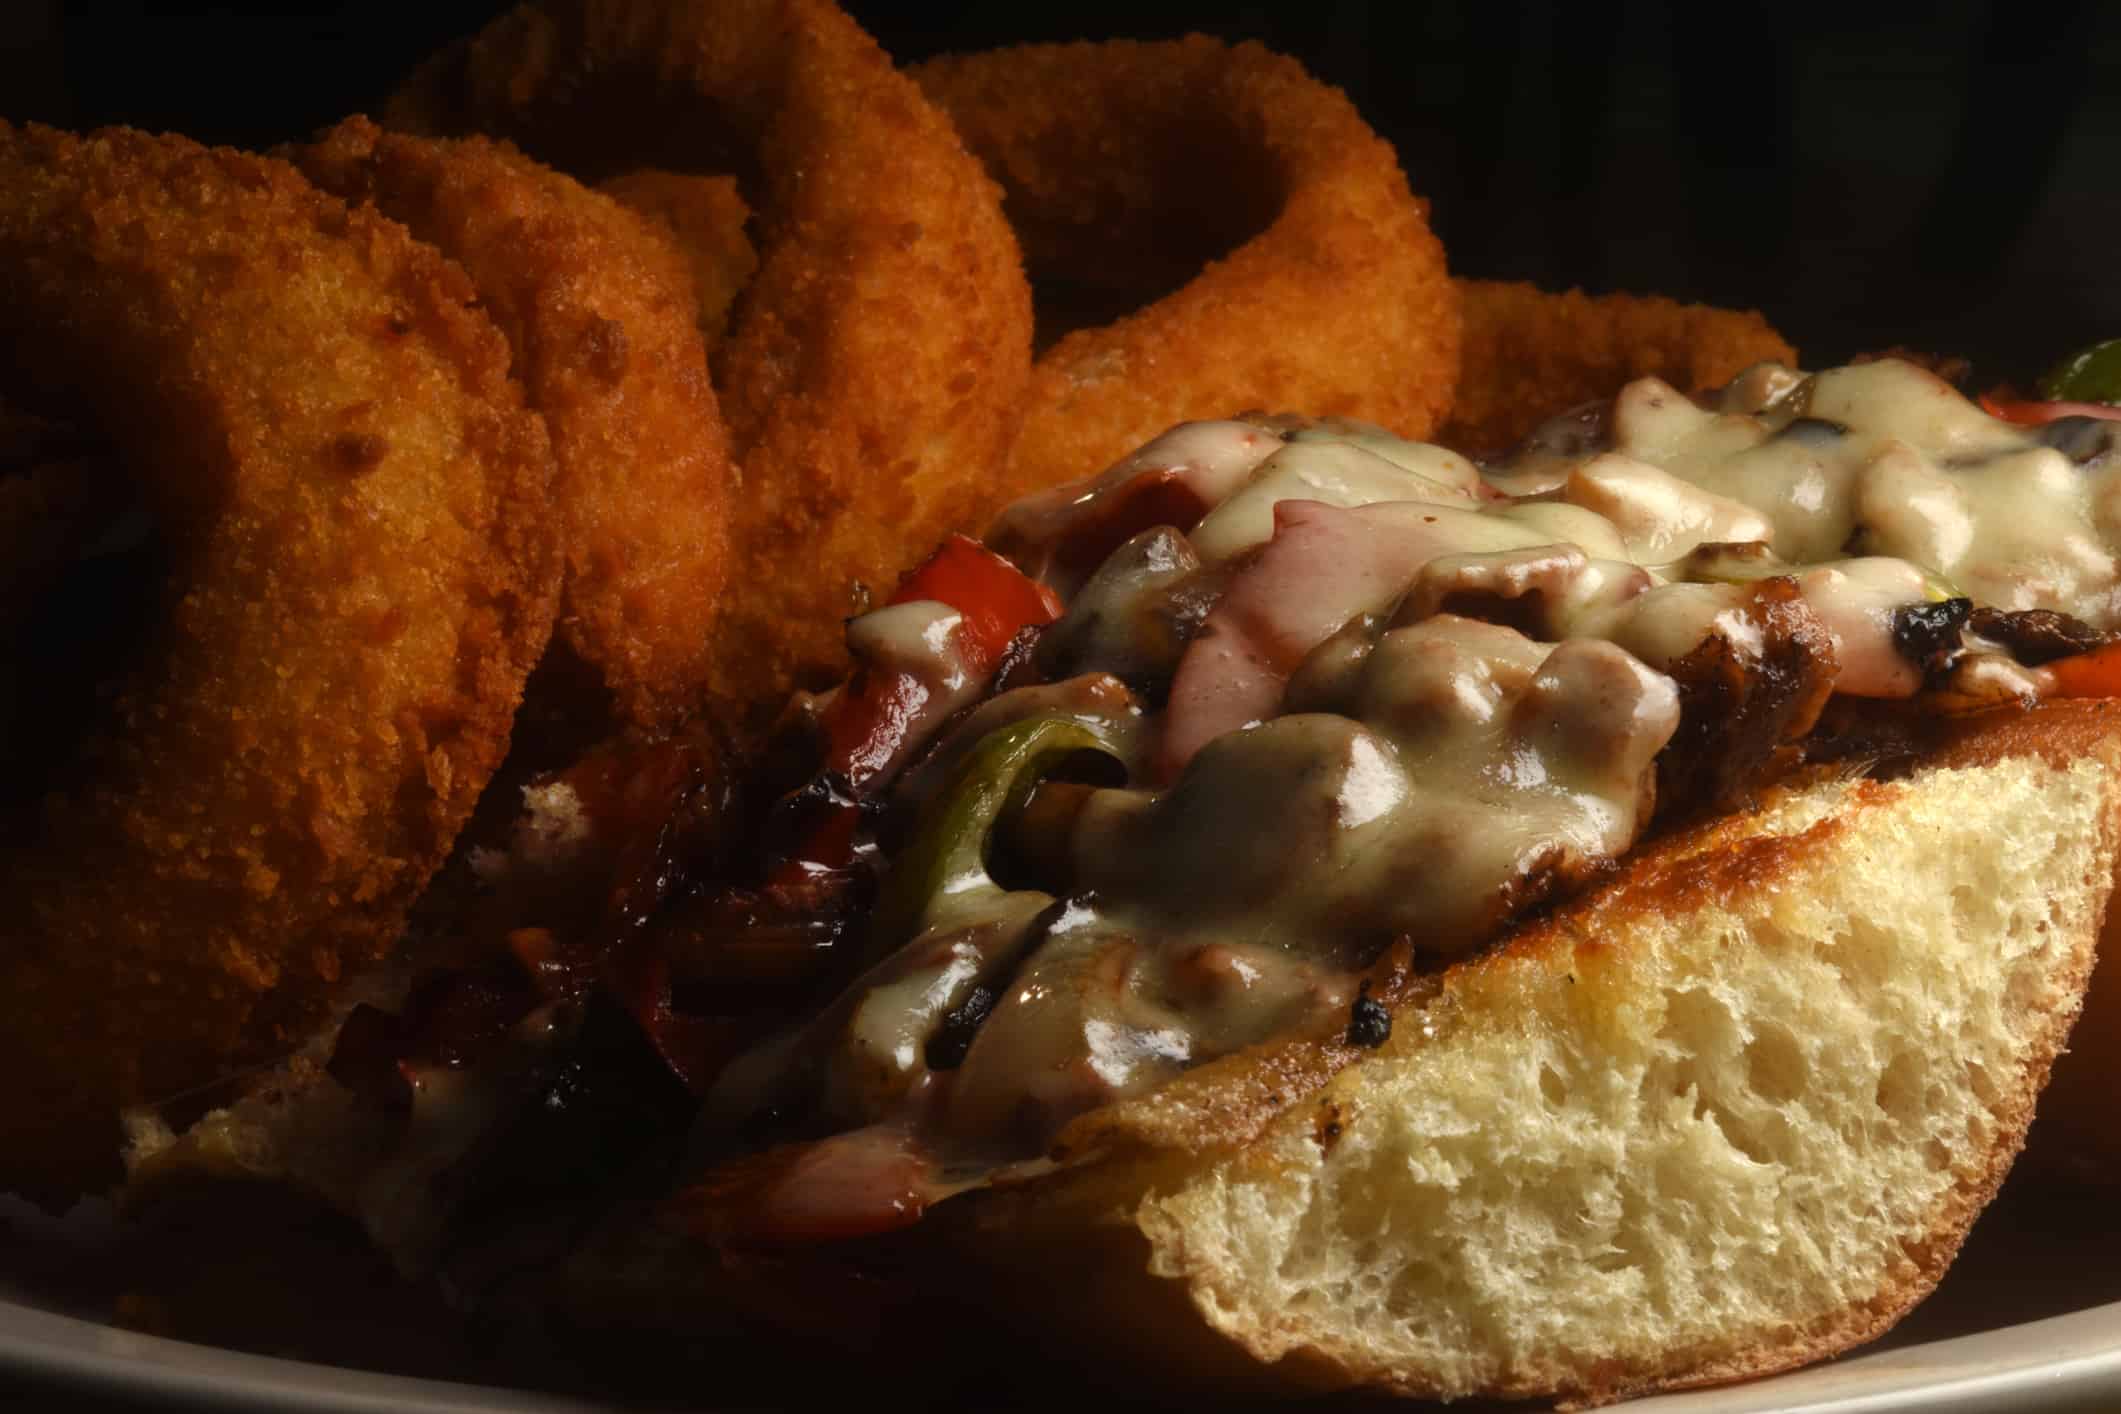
[0,125,560,1200]
[912,36,1460,500]
[294,118,735,732]
[1438,279,1799,458]
[385,0,1033,723]
[596,169,758,354]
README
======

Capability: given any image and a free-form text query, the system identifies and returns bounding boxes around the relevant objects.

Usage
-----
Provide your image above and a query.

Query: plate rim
[6,1289,2121,1412]
[0,1298,599,1414]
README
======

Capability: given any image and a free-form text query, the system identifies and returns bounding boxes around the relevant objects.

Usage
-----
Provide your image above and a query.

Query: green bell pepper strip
[866,715,1123,958]
[2038,339,2121,405]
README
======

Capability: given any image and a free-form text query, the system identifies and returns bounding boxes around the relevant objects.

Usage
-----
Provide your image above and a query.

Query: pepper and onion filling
[318,356,2121,1256]
[704,359,2121,1181]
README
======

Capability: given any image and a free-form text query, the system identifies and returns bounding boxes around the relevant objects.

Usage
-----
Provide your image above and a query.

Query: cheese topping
[715,360,2120,1160]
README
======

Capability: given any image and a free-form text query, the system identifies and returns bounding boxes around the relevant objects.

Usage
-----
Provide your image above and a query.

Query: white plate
[0,1301,598,1414]
[6,1177,2121,1411]
[6,1292,2121,1413]
[1628,1305,2121,1413]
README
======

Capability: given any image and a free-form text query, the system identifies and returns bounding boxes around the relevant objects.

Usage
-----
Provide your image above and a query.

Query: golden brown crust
[913,36,1460,502]
[293,116,734,732]
[1438,279,1797,459]
[386,0,1034,721]
[595,168,757,354]
[0,123,560,1200]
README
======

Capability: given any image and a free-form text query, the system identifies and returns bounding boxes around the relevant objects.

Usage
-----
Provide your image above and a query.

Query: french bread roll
[917,703,2121,1404]
[119,691,2121,1404]
[121,704,2121,1403]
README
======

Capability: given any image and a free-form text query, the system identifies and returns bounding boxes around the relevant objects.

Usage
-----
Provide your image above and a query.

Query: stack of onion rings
[911,36,1461,503]
[0,123,560,1199]
[0,4,1804,1213]
[596,167,759,354]
[385,0,1035,719]
[294,116,735,732]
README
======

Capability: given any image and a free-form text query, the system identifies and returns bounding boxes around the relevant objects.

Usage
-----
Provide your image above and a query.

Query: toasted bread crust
[937,701,2121,1404]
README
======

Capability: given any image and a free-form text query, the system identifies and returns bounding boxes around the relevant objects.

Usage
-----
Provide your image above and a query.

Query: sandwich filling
[293,358,2121,1257]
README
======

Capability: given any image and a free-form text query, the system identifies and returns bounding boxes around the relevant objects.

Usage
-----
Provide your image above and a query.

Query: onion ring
[596,168,758,354]
[1438,279,1798,458]
[294,117,735,732]
[0,124,560,1200]
[910,36,1460,501]
[384,0,1034,720]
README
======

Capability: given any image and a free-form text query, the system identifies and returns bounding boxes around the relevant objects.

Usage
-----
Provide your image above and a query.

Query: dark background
[4,1,2120,384]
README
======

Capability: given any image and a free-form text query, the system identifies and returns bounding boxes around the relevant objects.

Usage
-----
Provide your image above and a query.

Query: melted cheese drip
[1622,360,2121,622]
[1075,617,1677,956]
[746,365,2121,1157]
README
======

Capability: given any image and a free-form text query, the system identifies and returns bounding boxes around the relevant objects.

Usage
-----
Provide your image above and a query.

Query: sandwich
[125,356,2121,1404]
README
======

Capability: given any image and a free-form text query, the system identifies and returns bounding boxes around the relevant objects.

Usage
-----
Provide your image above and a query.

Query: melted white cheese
[765,362,2119,1156]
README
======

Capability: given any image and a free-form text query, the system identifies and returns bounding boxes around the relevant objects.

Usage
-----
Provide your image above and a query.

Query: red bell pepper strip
[1037,468,1216,588]
[773,536,1064,883]
[1979,392,2121,426]
[887,533,1065,668]
[820,535,1062,791]
[604,941,731,1096]
[2046,642,2121,699]
[822,668,931,797]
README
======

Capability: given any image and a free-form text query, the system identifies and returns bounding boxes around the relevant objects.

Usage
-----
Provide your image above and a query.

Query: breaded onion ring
[596,168,758,354]
[294,117,734,732]
[385,0,1033,720]
[911,36,1460,501]
[1437,280,1798,458]
[0,124,560,1200]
